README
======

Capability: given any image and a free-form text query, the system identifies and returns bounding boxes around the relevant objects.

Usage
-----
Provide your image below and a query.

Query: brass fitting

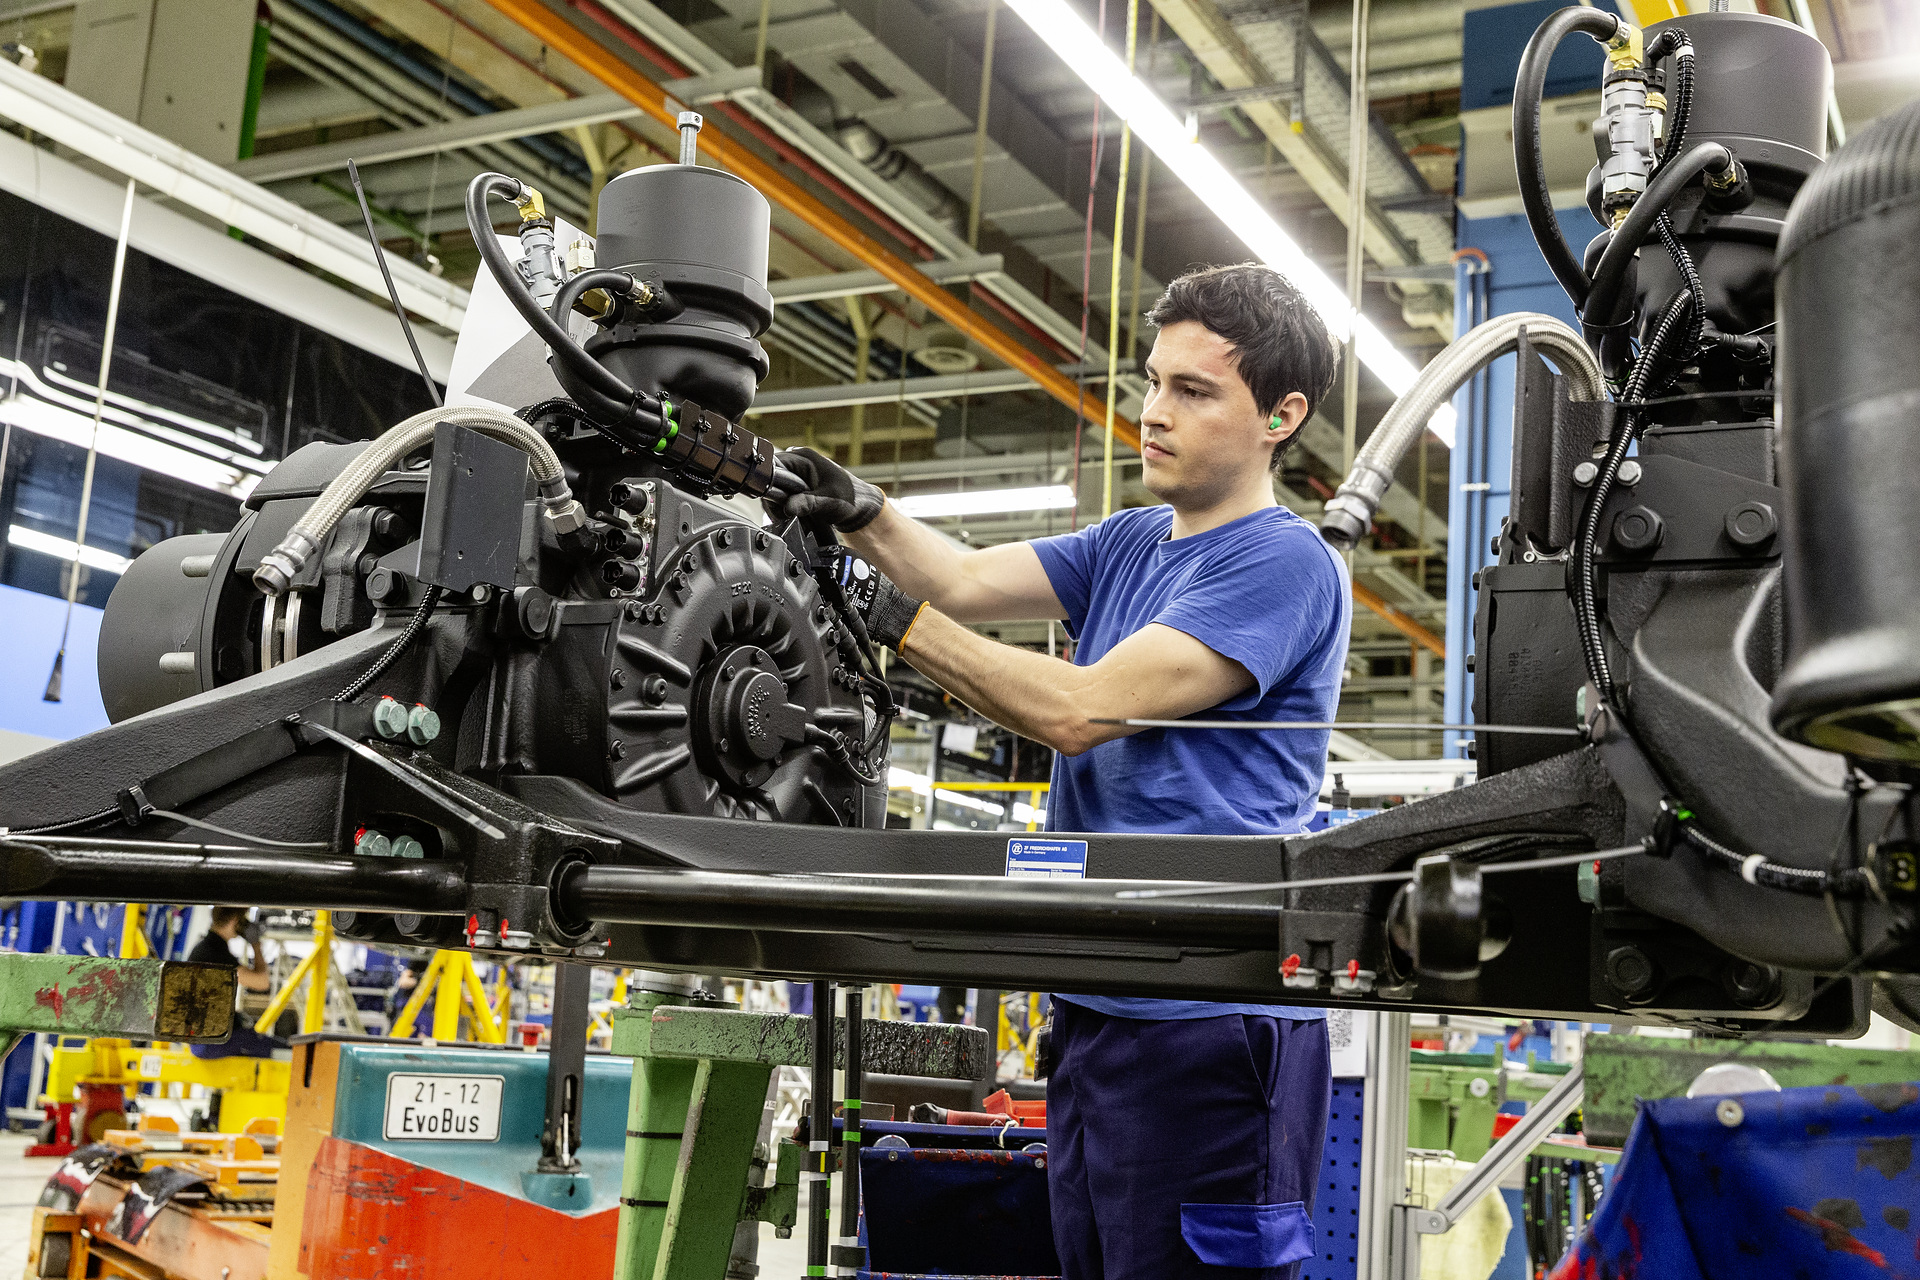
[511,184,548,223]
[1606,22,1643,71]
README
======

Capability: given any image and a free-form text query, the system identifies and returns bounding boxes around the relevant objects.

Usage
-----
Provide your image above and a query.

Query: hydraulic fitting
[252,530,319,596]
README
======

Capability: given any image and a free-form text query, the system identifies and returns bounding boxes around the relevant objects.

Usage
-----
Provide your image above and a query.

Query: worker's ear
[1266,391,1310,442]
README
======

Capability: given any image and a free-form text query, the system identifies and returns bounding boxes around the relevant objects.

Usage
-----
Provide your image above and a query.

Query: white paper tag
[383,1073,505,1141]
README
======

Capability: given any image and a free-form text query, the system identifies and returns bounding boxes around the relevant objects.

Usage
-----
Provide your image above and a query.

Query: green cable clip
[653,400,680,455]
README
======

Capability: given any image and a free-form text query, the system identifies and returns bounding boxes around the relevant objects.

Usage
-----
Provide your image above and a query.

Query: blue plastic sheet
[1553,1080,1920,1278]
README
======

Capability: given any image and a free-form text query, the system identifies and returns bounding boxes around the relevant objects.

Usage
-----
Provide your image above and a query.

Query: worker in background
[188,907,288,1059]
[767,263,1345,1279]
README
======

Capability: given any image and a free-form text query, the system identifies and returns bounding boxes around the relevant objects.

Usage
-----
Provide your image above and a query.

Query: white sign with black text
[383,1073,505,1141]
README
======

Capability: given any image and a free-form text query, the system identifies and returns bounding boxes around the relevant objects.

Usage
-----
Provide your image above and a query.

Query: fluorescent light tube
[8,523,134,574]
[893,485,1078,519]
[1002,0,1456,448]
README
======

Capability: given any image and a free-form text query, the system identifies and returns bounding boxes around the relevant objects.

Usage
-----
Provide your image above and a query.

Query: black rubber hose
[1515,7,1624,308]
[1583,142,1731,333]
[541,268,674,444]
[464,173,636,409]
[1573,289,1694,701]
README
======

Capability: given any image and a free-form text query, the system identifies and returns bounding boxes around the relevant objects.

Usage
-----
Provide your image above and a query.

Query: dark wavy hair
[1146,264,1341,471]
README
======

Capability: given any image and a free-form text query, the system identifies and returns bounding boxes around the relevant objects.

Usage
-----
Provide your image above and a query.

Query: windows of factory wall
[0,188,437,604]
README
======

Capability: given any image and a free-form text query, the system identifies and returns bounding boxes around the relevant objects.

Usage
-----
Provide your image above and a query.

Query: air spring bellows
[1771,99,1920,761]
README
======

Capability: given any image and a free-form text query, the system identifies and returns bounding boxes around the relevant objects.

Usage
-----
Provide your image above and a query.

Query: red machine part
[29,1083,128,1158]
[299,1137,617,1280]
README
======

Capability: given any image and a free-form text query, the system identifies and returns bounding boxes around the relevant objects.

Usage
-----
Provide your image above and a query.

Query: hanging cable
[348,158,441,407]
[1100,0,1140,519]
[1068,0,1109,530]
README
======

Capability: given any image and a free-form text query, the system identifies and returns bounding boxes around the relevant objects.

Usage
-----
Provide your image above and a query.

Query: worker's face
[1139,322,1307,509]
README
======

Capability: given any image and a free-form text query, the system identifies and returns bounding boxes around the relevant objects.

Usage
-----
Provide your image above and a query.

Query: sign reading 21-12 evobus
[383,1072,505,1141]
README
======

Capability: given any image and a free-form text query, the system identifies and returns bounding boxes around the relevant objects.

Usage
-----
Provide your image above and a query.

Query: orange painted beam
[484,0,1139,452]
[1353,580,1446,658]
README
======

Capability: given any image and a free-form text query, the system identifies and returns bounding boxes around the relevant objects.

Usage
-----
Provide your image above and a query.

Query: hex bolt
[355,829,392,858]
[390,835,425,859]
[643,675,669,704]
[610,740,628,760]
[754,531,771,551]
[1610,505,1664,555]
[719,528,734,548]
[1572,461,1599,487]
[406,703,441,745]
[1617,459,1643,486]
[372,697,410,740]
[610,668,628,690]
[1605,944,1659,999]
[718,737,731,753]
[1724,501,1778,548]
[722,665,736,680]
[365,567,402,603]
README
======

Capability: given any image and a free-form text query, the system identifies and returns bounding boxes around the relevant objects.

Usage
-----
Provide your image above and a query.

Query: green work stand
[0,953,238,1062]
[609,991,990,1280]
[1582,1030,1920,1146]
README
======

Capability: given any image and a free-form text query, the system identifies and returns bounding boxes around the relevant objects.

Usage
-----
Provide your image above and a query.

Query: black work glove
[764,446,886,533]
[821,545,926,652]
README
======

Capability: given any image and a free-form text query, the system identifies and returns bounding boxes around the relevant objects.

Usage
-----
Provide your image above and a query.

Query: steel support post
[835,989,865,1277]
[0,955,237,1065]
[807,981,835,1279]
[542,962,592,1171]
[1356,1011,1411,1280]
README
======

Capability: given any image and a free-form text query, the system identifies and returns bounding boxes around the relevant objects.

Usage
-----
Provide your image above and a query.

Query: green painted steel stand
[0,954,238,1063]
[609,990,990,1280]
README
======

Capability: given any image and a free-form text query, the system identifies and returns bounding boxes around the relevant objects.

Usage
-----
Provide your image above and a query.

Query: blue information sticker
[1006,837,1089,879]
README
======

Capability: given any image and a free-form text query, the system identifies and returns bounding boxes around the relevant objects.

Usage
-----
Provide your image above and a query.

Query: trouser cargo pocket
[1179,1202,1314,1268]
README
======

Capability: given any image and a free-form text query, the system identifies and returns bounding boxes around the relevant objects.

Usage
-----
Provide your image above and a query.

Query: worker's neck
[1168,473,1278,540]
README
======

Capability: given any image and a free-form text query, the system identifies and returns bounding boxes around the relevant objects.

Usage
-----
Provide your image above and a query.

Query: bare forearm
[900,610,1103,755]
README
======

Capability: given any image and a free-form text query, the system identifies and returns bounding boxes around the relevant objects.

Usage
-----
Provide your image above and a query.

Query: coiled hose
[253,404,585,595]
[1320,313,1604,547]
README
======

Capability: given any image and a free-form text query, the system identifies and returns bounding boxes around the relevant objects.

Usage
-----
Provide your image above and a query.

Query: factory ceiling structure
[0,0,1911,747]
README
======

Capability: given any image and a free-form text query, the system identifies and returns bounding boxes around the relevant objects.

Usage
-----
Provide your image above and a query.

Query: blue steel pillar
[1442,0,1607,757]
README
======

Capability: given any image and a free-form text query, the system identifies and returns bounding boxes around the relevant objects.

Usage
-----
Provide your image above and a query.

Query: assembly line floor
[0,1126,814,1277]
[1,1131,46,1274]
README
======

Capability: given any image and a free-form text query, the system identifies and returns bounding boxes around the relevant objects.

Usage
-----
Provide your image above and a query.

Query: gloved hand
[764,446,886,533]
[241,919,264,947]
[821,545,927,652]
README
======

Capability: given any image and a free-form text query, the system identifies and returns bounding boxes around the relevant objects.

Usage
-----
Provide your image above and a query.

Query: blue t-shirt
[1031,504,1349,1021]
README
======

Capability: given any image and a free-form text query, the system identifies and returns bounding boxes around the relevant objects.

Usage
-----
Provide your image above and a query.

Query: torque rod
[558,864,1283,948]
[0,836,468,911]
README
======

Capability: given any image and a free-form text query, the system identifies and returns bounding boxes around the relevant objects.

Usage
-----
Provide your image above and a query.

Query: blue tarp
[1553,1081,1920,1278]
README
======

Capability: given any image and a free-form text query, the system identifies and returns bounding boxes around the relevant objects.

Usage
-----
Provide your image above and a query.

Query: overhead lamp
[892,485,1078,519]
[1,360,262,498]
[1001,0,1456,448]
[8,524,134,575]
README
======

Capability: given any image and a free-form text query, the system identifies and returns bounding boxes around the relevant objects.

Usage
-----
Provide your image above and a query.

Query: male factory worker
[766,263,1348,1279]
[187,907,288,1058]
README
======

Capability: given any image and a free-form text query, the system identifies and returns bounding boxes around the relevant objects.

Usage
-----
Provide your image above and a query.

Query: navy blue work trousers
[1047,1002,1331,1280]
